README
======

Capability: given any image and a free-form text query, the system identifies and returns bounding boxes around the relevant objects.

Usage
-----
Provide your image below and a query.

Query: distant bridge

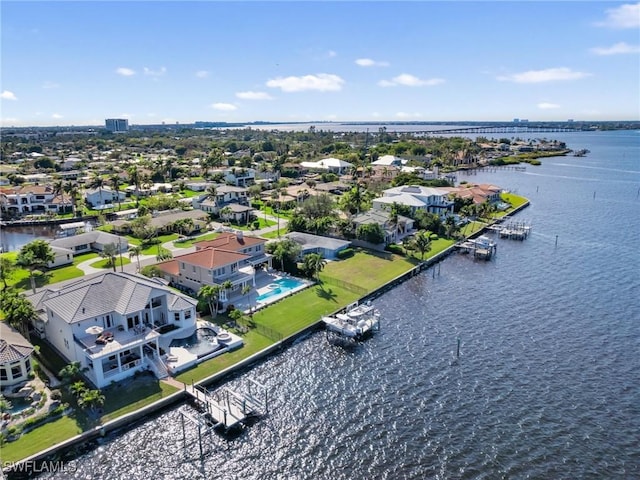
[406,125,580,135]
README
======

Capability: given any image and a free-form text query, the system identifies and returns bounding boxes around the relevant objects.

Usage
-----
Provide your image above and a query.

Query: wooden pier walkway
[183,381,266,431]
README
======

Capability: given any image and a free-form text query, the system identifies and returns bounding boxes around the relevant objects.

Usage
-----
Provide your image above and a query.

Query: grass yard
[89,256,131,269]
[173,232,219,248]
[500,193,529,211]
[0,417,82,463]
[100,374,179,422]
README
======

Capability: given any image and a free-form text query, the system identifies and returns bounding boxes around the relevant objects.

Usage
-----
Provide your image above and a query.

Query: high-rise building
[105,118,129,132]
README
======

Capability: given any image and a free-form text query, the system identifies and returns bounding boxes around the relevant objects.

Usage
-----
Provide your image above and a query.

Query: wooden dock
[184,380,266,431]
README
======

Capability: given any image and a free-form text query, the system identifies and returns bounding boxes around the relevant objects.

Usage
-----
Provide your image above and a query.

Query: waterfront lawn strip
[0,417,82,463]
[176,250,417,384]
[100,375,179,422]
[500,192,528,211]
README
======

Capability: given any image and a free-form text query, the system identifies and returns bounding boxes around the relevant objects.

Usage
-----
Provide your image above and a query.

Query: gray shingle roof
[49,231,127,250]
[0,323,34,364]
[29,272,196,324]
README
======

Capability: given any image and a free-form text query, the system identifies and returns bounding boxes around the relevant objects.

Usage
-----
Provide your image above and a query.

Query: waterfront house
[84,186,126,210]
[0,322,34,390]
[282,232,351,260]
[49,231,129,255]
[158,232,271,305]
[26,272,197,388]
[373,185,454,217]
[0,185,72,217]
[351,209,415,244]
[437,184,502,205]
[49,245,75,268]
[371,154,407,167]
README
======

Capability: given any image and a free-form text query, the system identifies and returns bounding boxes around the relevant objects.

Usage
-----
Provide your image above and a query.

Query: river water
[35,130,640,479]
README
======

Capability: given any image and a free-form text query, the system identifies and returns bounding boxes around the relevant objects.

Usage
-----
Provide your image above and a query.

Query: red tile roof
[173,247,249,269]
[194,232,265,252]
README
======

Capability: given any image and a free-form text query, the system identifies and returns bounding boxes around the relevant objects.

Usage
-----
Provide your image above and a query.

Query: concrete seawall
[4,201,530,476]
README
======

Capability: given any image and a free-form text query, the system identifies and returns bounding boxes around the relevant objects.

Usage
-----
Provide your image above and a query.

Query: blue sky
[1,1,639,126]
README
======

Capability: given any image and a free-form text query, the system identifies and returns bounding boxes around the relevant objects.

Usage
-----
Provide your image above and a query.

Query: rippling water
[38,131,640,479]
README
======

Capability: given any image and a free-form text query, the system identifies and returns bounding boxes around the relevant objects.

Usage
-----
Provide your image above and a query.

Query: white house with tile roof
[26,272,197,388]
[0,322,34,389]
[373,185,454,216]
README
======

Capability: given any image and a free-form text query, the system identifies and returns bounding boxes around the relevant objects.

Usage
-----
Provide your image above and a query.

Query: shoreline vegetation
[0,193,529,470]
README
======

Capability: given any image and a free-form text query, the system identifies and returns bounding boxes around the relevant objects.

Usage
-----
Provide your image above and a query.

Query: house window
[185,310,192,320]
[181,262,185,269]
[151,298,162,308]
[192,265,196,272]
[11,365,22,378]
[64,338,69,349]
[0,368,7,381]
[174,312,180,322]
[25,359,31,371]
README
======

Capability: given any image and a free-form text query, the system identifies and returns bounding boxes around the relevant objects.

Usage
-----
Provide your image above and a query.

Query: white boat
[322,301,380,339]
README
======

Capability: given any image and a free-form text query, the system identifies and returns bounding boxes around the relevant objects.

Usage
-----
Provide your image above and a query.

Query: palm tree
[16,240,55,294]
[127,165,141,206]
[110,174,123,211]
[221,280,233,306]
[90,174,106,208]
[198,284,221,317]
[52,180,64,212]
[78,389,105,414]
[302,253,327,281]
[70,380,87,398]
[129,245,143,272]
[101,243,119,272]
[0,256,16,290]
[59,361,84,384]
[219,205,233,223]
[412,230,432,260]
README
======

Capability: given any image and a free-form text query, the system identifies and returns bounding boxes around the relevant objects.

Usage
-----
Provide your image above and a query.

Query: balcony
[76,326,160,359]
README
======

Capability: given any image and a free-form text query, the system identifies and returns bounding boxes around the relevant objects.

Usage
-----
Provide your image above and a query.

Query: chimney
[236,230,243,240]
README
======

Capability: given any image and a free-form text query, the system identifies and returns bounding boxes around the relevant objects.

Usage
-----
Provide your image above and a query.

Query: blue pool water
[256,277,306,303]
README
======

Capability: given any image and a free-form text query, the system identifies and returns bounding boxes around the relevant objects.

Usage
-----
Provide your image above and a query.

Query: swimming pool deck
[237,272,314,314]
[165,321,244,374]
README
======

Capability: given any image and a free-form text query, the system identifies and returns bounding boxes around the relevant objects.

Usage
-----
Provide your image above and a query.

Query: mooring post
[456,337,461,358]
[555,235,558,247]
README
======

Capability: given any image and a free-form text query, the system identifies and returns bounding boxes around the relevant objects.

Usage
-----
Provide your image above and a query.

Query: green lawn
[89,256,131,269]
[500,192,529,211]
[176,250,418,383]
[173,232,219,248]
[257,229,284,239]
[100,374,179,422]
[0,417,82,463]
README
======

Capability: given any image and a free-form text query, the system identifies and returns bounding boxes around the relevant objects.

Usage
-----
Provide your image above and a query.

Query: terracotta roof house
[26,272,197,388]
[0,322,35,389]
[158,232,271,305]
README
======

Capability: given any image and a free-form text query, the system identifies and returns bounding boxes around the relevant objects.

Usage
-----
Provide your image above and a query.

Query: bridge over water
[408,125,579,135]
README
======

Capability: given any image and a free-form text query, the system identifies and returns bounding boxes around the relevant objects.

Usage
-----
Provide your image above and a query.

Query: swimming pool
[169,327,221,358]
[256,277,307,303]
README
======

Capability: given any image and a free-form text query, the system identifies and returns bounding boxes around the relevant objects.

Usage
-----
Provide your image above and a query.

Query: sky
[1,1,639,127]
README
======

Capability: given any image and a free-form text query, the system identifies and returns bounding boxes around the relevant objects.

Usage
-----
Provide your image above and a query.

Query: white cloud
[1,91,18,101]
[0,118,20,126]
[235,91,274,100]
[395,112,423,119]
[195,70,209,78]
[266,73,344,92]
[378,74,444,87]
[537,102,560,110]
[595,2,640,28]
[52,113,63,119]
[144,67,167,77]
[497,67,591,83]
[210,103,238,111]
[116,67,136,76]
[590,42,640,55]
[327,50,337,58]
[355,58,390,67]
[42,81,60,89]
